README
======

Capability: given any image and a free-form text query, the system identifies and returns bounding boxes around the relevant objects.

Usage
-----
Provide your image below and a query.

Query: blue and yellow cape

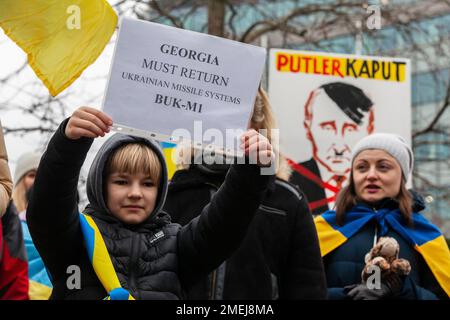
[314,205,450,297]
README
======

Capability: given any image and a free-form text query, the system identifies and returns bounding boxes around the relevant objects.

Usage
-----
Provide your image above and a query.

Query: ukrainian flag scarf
[315,205,450,297]
[79,213,135,300]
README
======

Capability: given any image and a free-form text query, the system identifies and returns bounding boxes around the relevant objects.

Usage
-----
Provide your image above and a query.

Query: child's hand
[65,107,113,140]
[240,129,274,167]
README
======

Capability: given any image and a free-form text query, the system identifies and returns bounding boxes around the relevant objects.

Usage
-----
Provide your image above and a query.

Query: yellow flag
[0,0,117,96]
[161,142,178,180]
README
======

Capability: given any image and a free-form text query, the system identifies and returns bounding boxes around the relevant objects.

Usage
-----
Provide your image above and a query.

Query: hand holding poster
[103,18,266,156]
[268,49,411,215]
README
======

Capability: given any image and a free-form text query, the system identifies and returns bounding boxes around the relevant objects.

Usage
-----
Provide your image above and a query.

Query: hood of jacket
[85,133,169,227]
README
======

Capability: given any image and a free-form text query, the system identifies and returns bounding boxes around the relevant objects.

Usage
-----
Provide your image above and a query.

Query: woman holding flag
[315,133,450,300]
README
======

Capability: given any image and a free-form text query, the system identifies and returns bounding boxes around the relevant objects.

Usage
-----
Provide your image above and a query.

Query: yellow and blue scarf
[79,213,135,300]
[314,205,450,297]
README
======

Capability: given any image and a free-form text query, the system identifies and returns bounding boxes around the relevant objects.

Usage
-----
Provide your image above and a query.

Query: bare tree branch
[148,0,184,28]
[2,126,55,135]
[413,71,450,138]
[0,60,28,84]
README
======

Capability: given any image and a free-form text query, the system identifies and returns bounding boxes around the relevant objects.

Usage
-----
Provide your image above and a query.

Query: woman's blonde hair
[105,143,161,185]
[12,178,29,212]
[334,171,413,226]
[251,86,276,142]
[175,86,292,181]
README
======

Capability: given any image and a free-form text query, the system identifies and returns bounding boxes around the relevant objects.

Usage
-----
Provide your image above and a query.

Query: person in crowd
[0,120,28,300]
[9,152,53,300]
[27,106,275,300]
[164,87,327,299]
[315,133,450,299]
[12,152,40,215]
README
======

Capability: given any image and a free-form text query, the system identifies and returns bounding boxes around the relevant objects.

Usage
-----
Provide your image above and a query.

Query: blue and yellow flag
[0,0,117,96]
[21,221,53,300]
[160,142,177,180]
[79,213,134,300]
[315,206,450,297]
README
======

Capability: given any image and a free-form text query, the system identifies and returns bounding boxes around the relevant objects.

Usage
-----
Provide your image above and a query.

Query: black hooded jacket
[164,164,327,299]
[27,119,272,300]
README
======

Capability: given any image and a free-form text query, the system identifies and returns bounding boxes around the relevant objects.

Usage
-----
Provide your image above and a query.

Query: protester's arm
[178,130,275,288]
[27,107,111,282]
[280,196,327,299]
[0,121,13,217]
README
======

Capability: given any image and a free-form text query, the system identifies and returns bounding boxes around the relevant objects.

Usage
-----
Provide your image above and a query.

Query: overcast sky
[0,25,118,179]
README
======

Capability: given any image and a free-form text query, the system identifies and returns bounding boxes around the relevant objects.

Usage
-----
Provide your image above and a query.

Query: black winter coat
[27,119,272,300]
[164,165,327,299]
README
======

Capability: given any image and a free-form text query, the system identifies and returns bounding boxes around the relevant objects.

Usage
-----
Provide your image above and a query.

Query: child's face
[106,171,158,224]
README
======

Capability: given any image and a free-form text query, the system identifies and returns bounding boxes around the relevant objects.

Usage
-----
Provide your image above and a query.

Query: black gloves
[345,275,404,300]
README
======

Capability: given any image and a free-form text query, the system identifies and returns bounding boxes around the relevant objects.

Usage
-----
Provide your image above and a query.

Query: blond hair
[105,143,161,185]
[175,86,292,181]
[251,86,276,143]
[251,86,291,181]
[12,178,28,212]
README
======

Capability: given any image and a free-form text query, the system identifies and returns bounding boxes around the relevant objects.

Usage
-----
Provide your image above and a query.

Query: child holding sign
[27,106,274,300]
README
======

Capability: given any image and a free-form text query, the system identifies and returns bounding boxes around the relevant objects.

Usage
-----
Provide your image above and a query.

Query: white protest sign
[103,17,266,155]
